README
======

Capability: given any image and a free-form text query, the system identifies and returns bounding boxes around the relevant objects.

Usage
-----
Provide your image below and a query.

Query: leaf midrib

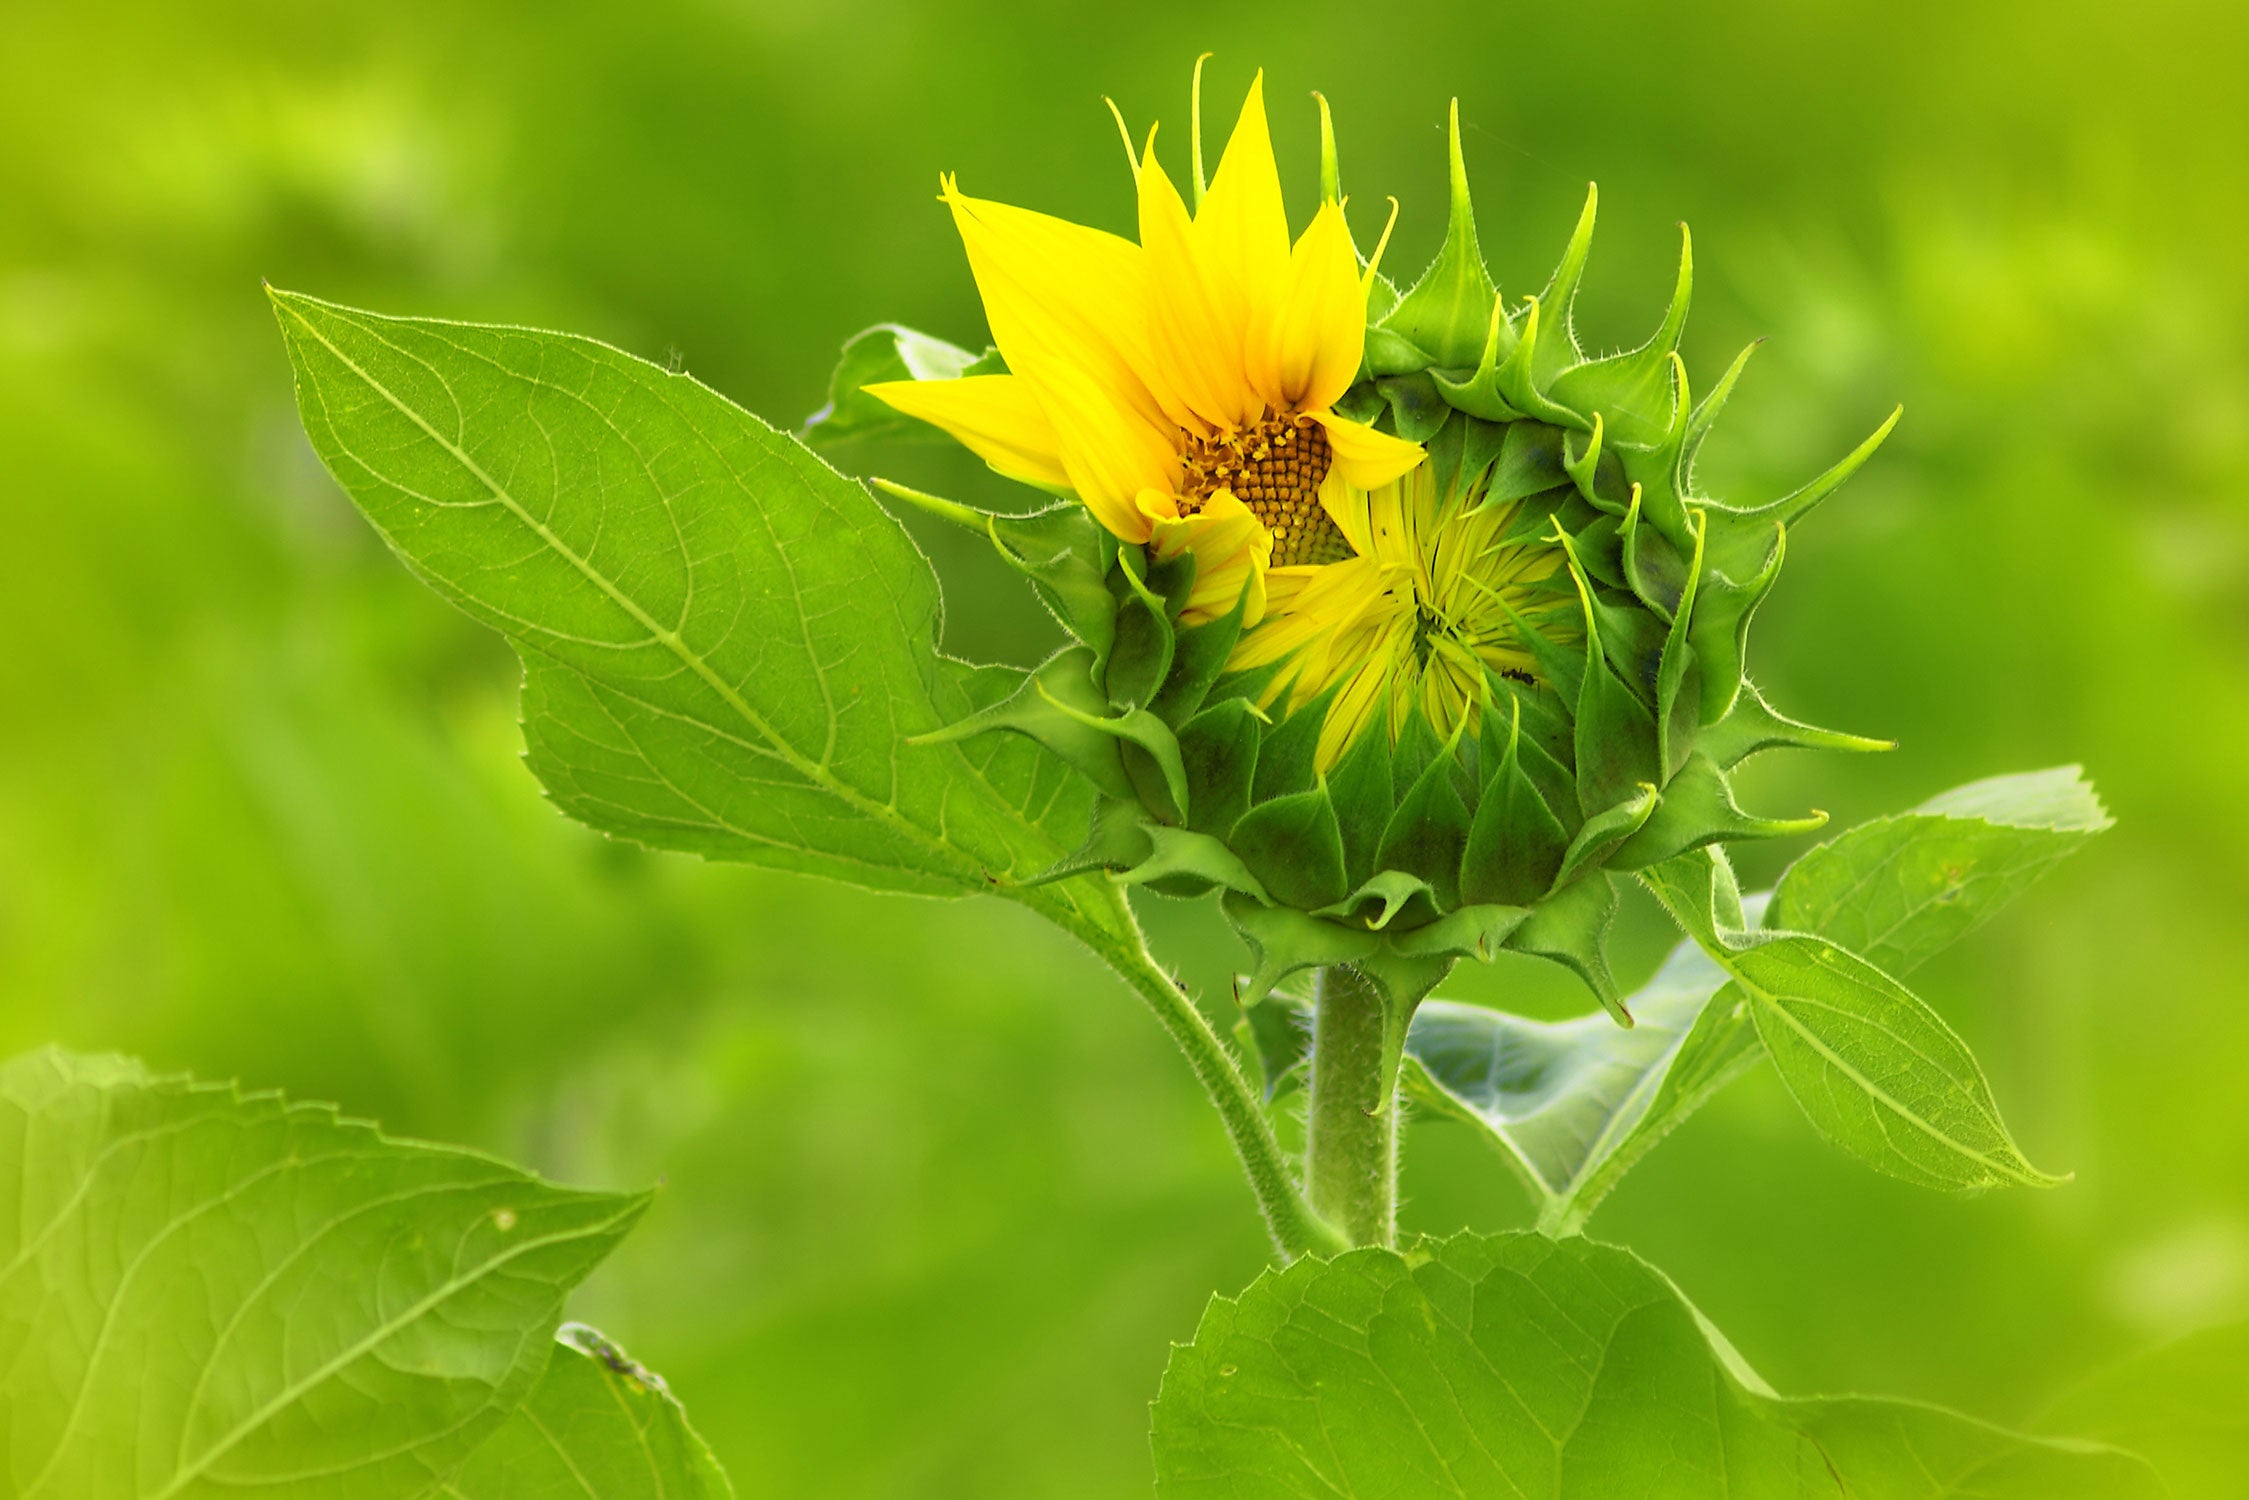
[1736,969,2028,1182]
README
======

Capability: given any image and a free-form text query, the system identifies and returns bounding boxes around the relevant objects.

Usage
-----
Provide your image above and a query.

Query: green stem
[1305,965,1397,1248]
[1044,881,1342,1260]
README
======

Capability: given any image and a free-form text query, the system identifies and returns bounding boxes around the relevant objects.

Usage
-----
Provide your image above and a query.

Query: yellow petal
[1149,489,1272,626]
[942,179,1179,529]
[1312,411,1427,491]
[1260,201,1367,411]
[862,374,1069,491]
[1227,555,1386,672]
[1135,144,1261,432]
[1196,74,1291,387]
[1319,638,1407,770]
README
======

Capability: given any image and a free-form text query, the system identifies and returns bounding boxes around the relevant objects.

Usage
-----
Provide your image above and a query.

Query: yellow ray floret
[1230,462,1571,770]
[864,70,1423,624]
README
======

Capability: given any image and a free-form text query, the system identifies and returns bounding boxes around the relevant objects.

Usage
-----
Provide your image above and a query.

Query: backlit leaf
[431,1324,734,1499]
[1153,1231,2156,1497]
[0,1049,646,1499]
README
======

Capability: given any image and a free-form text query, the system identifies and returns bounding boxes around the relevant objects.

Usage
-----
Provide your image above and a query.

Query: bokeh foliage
[3,0,2247,1493]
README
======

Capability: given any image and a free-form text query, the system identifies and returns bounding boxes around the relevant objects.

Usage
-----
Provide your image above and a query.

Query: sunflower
[865,72,1425,627]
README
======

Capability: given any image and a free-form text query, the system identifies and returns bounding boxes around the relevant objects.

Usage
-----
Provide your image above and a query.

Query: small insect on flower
[841,63,1897,1017]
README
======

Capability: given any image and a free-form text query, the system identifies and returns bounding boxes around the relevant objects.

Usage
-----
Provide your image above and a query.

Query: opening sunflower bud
[833,66,1896,1035]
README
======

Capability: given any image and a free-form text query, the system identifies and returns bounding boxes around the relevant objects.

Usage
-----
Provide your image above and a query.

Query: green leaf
[0,1048,647,1499]
[271,291,1091,907]
[2039,1320,2249,1500]
[1732,932,2062,1192]
[1152,1231,2157,1498]
[433,1324,734,1499]
[1403,937,1752,1229]
[1419,766,2106,1226]
[1770,765,2112,976]
[801,322,1001,447]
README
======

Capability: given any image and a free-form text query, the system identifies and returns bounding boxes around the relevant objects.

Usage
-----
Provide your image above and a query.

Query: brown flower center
[1180,414,1353,568]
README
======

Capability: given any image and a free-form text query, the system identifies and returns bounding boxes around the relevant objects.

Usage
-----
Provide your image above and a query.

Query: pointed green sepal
[1557,780,1659,884]
[1483,420,1570,507]
[1617,353,1696,550]
[1687,520,1786,724]
[1489,677,1585,838]
[1638,843,1750,951]
[1387,902,1530,962]
[1318,870,1440,931]
[1547,222,1693,448]
[1562,413,1617,511]
[1177,697,1262,837]
[1020,795,1155,887]
[1363,327,1435,378]
[1378,100,1498,369]
[1622,486,1692,621]
[1610,752,1828,872]
[1559,532,1662,812]
[1459,699,1571,906]
[1324,718,1398,886]
[1485,296,1585,428]
[1698,680,1895,767]
[1431,294,1527,422]
[874,481,1119,665]
[1653,507,1708,775]
[1683,338,1762,476]
[1222,891,1382,1010]
[1250,680,1339,802]
[1104,547,1178,709]
[1374,717,1475,912]
[908,647,1134,800]
[1707,405,1902,578]
[1506,871,1626,1022]
[1151,586,1250,728]
[1113,822,1272,902]
[1532,183,1599,388]
[1231,785,1352,909]
[1375,371,1453,441]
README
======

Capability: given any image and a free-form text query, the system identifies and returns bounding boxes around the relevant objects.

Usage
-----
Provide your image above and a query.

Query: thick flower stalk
[824,68,1896,1245]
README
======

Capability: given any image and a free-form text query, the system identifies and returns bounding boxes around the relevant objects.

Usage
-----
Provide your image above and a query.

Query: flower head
[828,70,1897,1017]
[865,72,1423,625]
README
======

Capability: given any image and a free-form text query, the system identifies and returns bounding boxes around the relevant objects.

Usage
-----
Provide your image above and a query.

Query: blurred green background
[4,0,2246,1491]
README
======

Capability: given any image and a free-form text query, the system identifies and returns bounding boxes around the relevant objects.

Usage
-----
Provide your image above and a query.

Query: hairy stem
[1044,880,1342,1260]
[1306,965,1397,1248]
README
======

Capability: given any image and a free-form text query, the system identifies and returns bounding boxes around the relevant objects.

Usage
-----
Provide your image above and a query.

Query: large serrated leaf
[430,1324,734,1499]
[270,291,1093,911]
[0,1049,646,1499]
[1152,1231,2158,1497]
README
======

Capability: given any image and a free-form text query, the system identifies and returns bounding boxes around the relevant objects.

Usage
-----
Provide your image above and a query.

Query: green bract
[823,111,1898,1027]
